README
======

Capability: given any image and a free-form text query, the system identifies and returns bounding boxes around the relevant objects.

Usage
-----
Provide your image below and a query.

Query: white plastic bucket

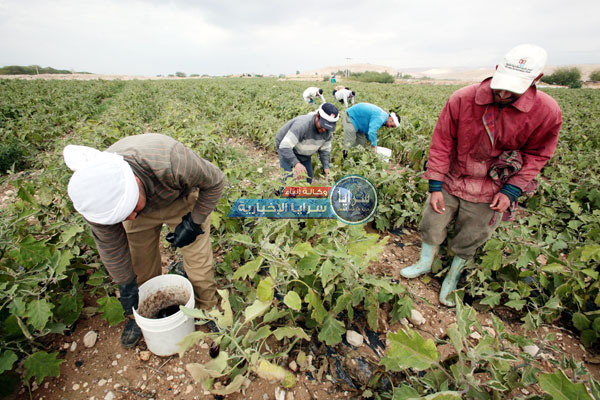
[132,274,195,356]
[376,146,392,162]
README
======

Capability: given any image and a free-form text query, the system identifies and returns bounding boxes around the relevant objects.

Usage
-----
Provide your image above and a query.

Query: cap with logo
[490,44,547,95]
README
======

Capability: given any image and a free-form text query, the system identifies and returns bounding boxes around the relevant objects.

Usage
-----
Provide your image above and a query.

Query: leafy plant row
[1,78,599,399]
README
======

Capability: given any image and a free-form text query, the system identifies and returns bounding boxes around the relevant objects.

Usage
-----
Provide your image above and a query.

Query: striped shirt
[275,113,332,170]
[88,133,225,284]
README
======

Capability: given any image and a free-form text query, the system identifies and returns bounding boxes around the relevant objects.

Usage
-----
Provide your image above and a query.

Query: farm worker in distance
[342,102,400,156]
[333,87,356,107]
[63,133,225,347]
[400,44,562,306]
[276,102,339,184]
[303,86,326,104]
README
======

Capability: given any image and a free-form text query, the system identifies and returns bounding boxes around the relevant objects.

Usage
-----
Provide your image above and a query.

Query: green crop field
[1,77,599,398]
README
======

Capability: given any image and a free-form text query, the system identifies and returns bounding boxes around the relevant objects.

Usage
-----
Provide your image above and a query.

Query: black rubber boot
[118,279,141,348]
[121,318,142,348]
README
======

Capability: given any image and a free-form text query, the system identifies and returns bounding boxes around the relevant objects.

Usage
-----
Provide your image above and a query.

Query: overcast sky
[1,0,599,76]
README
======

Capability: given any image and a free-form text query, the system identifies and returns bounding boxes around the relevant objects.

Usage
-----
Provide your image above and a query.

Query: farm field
[1,77,600,400]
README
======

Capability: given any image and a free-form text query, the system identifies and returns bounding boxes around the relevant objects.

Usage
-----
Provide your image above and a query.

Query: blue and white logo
[329,175,378,224]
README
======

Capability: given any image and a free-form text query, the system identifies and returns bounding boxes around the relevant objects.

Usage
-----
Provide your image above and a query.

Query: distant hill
[0,65,90,75]
[290,63,600,82]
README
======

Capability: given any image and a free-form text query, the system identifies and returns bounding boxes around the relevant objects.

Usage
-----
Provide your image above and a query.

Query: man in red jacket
[400,44,562,306]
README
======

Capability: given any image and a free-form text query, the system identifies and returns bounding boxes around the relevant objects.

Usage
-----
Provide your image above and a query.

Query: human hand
[490,192,511,213]
[166,212,204,248]
[324,168,330,179]
[293,163,308,180]
[373,146,378,154]
[429,192,445,214]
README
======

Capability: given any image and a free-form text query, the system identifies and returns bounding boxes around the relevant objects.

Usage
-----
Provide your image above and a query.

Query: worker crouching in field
[342,102,399,157]
[400,44,562,306]
[333,87,356,107]
[302,87,326,104]
[63,133,225,347]
[276,102,339,185]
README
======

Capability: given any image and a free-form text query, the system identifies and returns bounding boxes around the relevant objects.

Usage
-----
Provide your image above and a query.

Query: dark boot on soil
[168,260,187,278]
[121,318,142,348]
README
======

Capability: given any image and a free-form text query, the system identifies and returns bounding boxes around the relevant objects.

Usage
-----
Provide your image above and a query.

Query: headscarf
[63,145,139,225]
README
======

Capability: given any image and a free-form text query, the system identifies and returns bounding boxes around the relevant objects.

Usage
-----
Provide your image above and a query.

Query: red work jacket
[424,78,562,203]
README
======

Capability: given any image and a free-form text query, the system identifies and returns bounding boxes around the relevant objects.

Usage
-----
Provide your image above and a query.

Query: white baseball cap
[490,44,547,95]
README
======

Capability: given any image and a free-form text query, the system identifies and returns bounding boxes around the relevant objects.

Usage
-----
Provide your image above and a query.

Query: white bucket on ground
[132,274,195,356]
[376,146,392,162]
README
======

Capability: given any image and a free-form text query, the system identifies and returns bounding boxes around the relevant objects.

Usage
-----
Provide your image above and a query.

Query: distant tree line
[0,65,90,75]
[347,71,395,84]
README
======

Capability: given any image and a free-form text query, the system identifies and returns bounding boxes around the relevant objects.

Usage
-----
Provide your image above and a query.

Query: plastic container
[376,146,392,162]
[132,274,195,356]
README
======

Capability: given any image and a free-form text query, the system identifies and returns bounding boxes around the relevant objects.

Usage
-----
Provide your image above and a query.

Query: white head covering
[63,145,139,225]
[390,112,400,127]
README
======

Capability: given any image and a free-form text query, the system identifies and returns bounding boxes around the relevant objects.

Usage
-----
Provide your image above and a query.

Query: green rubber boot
[439,256,468,306]
[400,243,439,279]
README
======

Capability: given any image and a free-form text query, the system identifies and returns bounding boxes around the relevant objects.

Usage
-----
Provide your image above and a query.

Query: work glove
[166,212,204,248]
[118,279,139,316]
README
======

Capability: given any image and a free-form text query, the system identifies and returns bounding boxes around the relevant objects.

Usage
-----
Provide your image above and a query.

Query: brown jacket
[88,133,225,284]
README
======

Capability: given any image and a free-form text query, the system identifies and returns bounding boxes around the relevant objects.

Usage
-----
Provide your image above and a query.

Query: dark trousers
[278,152,313,184]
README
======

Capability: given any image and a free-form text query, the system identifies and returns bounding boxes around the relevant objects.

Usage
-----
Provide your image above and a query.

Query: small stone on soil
[346,330,364,347]
[409,309,426,325]
[523,345,539,357]
[83,330,98,348]
[288,360,298,372]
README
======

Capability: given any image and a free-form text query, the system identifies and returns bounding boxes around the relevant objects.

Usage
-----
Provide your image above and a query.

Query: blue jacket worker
[343,103,399,155]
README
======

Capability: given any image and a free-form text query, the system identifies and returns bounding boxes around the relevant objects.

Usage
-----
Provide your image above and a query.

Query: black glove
[166,212,204,248]
[118,279,139,316]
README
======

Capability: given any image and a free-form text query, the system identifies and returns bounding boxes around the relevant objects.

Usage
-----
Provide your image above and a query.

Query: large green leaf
[380,328,440,371]
[211,374,246,395]
[232,256,263,280]
[9,235,51,267]
[216,289,233,328]
[283,291,302,311]
[24,351,64,384]
[60,224,84,244]
[305,290,327,324]
[252,358,296,388]
[25,299,54,331]
[244,299,271,323]
[257,277,274,302]
[319,260,337,287]
[538,369,592,400]
[55,294,83,325]
[186,351,229,383]
[178,331,209,357]
[0,351,18,374]
[392,384,419,400]
[272,326,310,341]
[296,253,320,275]
[317,314,345,346]
[97,296,125,326]
[291,242,316,257]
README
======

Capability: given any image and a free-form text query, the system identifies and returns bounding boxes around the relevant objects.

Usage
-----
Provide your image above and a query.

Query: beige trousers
[419,189,503,259]
[122,190,217,309]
